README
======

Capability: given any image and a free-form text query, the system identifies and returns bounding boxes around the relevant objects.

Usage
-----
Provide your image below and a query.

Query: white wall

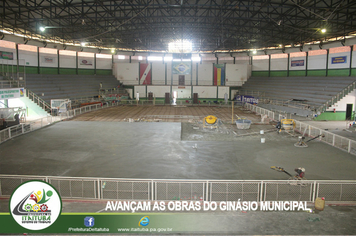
[134,85,146,98]
[78,52,94,69]
[39,48,58,68]
[218,86,229,99]
[0,40,17,65]
[353,50,356,69]
[18,44,38,67]
[152,62,165,85]
[270,58,288,71]
[225,64,251,86]
[191,63,198,86]
[328,52,350,69]
[96,55,112,70]
[146,86,170,97]
[198,64,213,85]
[172,86,192,99]
[193,86,217,98]
[172,74,191,86]
[115,63,139,84]
[289,56,306,71]
[252,58,269,71]
[308,54,327,70]
[328,89,356,112]
[59,50,76,68]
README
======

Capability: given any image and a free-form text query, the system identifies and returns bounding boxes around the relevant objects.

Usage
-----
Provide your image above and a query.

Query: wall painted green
[39,67,58,74]
[351,68,356,76]
[327,68,350,77]
[307,70,326,76]
[59,68,77,74]
[314,111,346,121]
[251,71,269,77]
[78,69,95,75]
[270,71,288,77]
[251,69,354,77]
[96,69,112,75]
[17,66,38,74]
[289,70,306,76]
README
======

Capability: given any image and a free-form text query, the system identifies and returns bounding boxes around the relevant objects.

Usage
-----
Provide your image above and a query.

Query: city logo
[138,216,150,227]
[84,216,95,227]
[10,180,62,230]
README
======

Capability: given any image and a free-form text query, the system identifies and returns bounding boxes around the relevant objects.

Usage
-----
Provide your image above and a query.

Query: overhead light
[321,28,327,33]
[279,44,283,47]
[39,27,46,32]
[111,48,115,53]
[252,50,257,54]
[81,42,86,47]
[164,56,173,62]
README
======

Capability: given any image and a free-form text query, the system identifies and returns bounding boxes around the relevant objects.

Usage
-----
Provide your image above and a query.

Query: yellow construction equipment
[203,115,219,129]
[276,119,296,133]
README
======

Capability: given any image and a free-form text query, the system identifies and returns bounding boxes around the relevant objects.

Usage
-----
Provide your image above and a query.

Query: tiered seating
[25,74,120,103]
[241,76,356,109]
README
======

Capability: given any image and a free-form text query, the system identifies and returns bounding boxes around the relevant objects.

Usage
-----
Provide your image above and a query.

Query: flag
[214,64,225,86]
[139,63,151,85]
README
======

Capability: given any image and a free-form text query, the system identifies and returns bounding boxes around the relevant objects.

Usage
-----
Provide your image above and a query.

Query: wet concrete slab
[0,121,355,180]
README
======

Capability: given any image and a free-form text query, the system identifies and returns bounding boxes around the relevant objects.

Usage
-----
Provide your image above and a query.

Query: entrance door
[179,75,185,85]
[346,104,353,120]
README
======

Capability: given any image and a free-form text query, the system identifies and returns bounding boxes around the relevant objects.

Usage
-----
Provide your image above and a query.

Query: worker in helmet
[294,167,305,179]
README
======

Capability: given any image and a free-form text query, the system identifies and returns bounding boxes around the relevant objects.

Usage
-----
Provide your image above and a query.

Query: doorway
[172,91,178,105]
[179,75,185,85]
[346,104,353,120]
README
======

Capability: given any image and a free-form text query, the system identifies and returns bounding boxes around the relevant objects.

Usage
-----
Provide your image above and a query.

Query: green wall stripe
[314,111,346,121]
[270,71,288,77]
[251,71,269,77]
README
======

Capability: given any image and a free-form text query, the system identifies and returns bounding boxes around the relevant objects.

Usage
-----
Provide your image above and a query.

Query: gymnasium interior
[0,1,356,234]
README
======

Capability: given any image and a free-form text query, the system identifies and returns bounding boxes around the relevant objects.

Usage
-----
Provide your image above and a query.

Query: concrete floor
[0,120,355,180]
[1,105,355,235]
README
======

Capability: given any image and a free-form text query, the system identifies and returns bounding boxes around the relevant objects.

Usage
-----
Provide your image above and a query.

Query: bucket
[315,197,325,211]
[260,130,264,134]
[261,138,265,143]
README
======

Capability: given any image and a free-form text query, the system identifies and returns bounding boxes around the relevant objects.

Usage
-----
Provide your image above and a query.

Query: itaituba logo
[10,180,62,230]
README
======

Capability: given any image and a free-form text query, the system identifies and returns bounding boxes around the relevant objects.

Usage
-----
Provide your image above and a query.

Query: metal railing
[0,101,123,144]
[319,80,356,113]
[26,89,51,112]
[0,80,25,89]
[0,175,354,203]
[244,103,356,155]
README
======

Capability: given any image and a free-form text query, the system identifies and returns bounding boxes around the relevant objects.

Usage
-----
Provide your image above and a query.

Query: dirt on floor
[70,104,268,123]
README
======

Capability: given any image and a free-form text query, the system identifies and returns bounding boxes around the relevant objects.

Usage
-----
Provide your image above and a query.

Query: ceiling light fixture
[321,28,327,33]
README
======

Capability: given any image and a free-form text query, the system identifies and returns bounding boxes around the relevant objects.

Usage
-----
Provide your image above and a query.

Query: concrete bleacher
[241,76,356,109]
[25,74,120,103]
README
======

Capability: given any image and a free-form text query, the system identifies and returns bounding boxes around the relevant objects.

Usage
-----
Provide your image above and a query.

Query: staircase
[26,89,51,114]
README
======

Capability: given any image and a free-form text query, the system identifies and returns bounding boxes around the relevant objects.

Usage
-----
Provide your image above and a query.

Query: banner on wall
[0,51,14,60]
[0,88,25,99]
[331,56,347,64]
[291,60,304,67]
[139,63,151,85]
[213,64,225,86]
[42,56,55,64]
[236,95,258,104]
[80,59,93,65]
[172,62,191,74]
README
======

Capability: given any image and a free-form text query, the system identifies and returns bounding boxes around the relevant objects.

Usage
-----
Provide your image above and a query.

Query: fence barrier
[244,103,356,156]
[0,175,354,203]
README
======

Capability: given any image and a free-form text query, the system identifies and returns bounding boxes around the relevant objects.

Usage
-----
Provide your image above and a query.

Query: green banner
[0,213,217,234]
[0,51,14,60]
